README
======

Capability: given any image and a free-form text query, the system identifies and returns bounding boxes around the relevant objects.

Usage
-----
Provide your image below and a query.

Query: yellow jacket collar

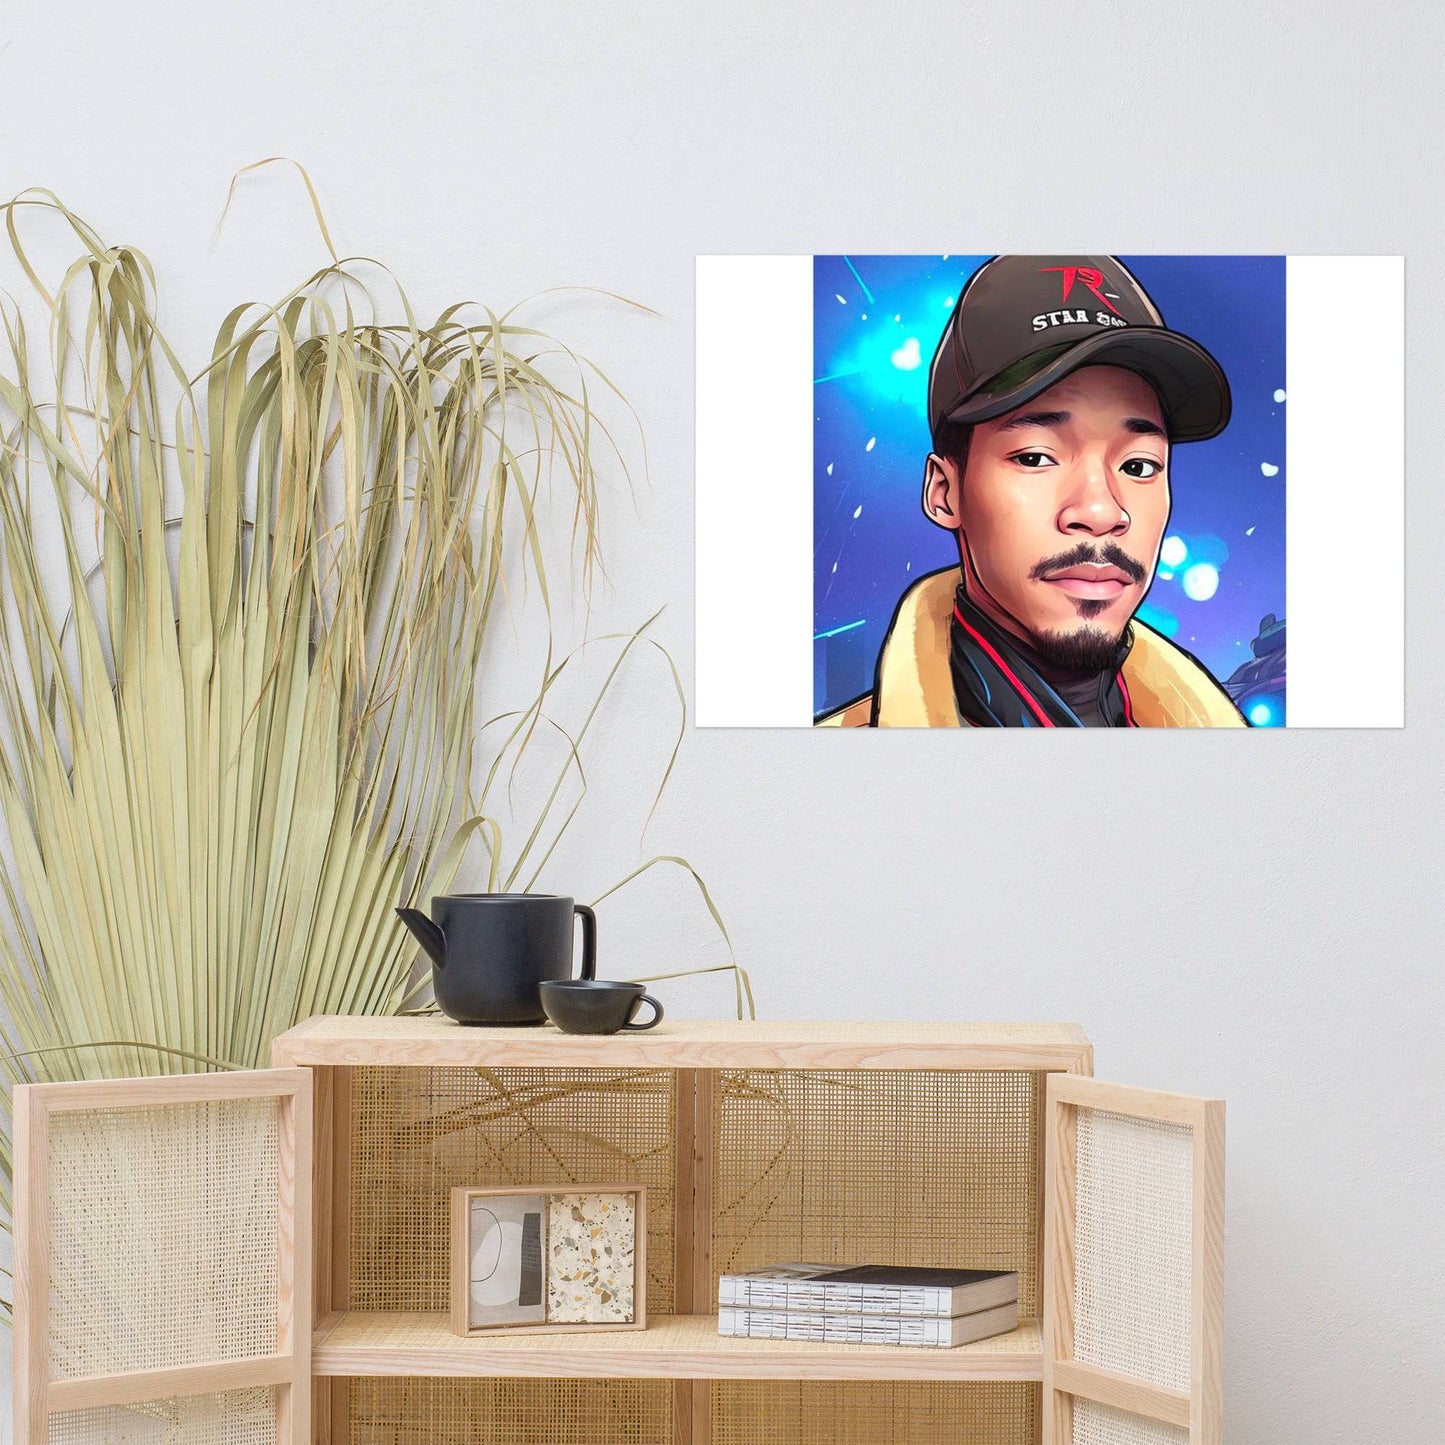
[873,567,1246,728]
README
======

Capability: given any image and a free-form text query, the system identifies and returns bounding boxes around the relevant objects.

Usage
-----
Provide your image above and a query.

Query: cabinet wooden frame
[1042,1073,1225,1445]
[272,1017,1095,1445]
[10,1068,313,1445]
[10,1019,1229,1445]
[449,1183,648,1336]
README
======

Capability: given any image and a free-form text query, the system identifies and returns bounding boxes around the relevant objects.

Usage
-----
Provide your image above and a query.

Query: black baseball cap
[928,255,1231,444]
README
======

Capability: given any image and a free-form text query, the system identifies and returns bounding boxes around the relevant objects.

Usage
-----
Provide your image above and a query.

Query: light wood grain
[673,1380,694,1445]
[11,1087,48,1445]
[1042,1075,1226,1445]
[311,1311,1044,1381]
[1032,1069,1048,1356]
[1042,1078,1078,1445]
[330,1067,353,1318]
[636,1185,650,1333]
[277,1077,313,1445]
[690,1069,715,1444]
[271,1015,1093,1072]
[1048,1074,1215,1128]
[670,1070,705,1445]
[12,1069,313,1443]
[1193,1099,1227,1445]
[21,1068,310,1111]
[307,1063,335,1333]
[449,1180,470,1337]
[325,1378,349,1445]
[46,1353,294,1411]
[15,1030,1144,1445]
[293,1063,338,1445]
[673,1069,698,1319]
[1051,1359,1191,1429]
[273,1052,352,1445]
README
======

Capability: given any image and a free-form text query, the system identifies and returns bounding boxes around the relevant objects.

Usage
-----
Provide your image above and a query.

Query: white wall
[2,2,1442,1441]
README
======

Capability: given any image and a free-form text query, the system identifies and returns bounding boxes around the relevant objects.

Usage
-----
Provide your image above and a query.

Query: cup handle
[573,904,597,981]
[622,993,664,1031]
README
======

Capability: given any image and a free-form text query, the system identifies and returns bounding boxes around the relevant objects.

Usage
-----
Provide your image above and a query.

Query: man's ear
[922,453,963,531]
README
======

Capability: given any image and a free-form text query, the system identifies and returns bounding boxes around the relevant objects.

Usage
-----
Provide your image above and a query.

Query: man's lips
[1039,563,1136,600]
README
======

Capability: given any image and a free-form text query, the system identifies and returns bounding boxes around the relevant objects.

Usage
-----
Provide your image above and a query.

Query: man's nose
[1057,457,1130,537]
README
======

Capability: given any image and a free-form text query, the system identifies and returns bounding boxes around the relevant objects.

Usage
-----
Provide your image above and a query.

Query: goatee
[1027,624,1128,674]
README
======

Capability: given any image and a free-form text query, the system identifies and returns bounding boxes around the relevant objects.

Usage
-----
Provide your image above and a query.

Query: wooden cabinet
[12,1018,1223,1444]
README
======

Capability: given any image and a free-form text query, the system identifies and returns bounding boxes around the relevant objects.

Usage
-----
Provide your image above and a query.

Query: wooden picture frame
[449,1183,647,1337]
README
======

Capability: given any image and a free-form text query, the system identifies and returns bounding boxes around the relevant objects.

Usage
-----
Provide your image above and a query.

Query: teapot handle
[574,904,597,980]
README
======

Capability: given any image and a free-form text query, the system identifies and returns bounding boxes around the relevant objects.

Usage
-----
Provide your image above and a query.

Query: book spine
[717,1278,953,1316]
[717,1307,954,1347]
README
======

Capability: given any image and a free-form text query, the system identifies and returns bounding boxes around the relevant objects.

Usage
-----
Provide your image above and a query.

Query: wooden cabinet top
[272,1015,1092,1071]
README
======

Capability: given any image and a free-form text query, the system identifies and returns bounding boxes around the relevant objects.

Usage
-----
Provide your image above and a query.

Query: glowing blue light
[1182,563,1219,601]
[1188,533,1230,567]
[1160,535,1188,568]
[813,256,989,414]
[891,337,922,371]
[1249,702,1273,725]
[842,256,875,305]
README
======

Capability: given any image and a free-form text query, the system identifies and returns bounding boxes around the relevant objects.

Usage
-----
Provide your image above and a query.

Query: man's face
[932,365,1170,665]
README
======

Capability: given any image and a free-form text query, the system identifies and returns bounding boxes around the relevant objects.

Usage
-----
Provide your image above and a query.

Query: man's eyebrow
[998,409,1070,431]
[1123,416,1167,437]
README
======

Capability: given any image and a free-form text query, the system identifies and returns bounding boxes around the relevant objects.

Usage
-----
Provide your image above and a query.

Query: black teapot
[396,893,597,1025]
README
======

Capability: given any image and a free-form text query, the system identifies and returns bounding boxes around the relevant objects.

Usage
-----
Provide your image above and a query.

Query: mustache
[1029,540,1148,586]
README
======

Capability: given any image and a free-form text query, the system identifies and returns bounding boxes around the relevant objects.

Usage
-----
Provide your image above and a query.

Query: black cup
[539,980,664,1035]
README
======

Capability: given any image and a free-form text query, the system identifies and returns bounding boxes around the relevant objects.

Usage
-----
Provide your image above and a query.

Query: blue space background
[813,255,1286,723]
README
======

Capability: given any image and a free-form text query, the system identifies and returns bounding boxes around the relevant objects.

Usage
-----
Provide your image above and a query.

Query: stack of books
[716,1262,1019,1348]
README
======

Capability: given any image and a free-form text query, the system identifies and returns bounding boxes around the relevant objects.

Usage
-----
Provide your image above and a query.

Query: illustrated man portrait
[819,255,1248,728]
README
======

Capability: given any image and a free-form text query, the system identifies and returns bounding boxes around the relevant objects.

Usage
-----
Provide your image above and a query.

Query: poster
[695,254,1403,729]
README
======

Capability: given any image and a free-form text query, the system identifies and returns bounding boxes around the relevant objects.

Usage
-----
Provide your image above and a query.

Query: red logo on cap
[1039,266,1121,316]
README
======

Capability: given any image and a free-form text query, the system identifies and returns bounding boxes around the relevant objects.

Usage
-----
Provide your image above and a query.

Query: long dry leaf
[0,181,744,1326]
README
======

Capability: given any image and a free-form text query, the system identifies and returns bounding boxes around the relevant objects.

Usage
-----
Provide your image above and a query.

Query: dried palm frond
[0,180,748,1323]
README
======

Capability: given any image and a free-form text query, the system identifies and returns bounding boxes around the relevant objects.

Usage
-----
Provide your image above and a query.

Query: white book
[717,1262,1018,1318]
[717,1299,1020,1349]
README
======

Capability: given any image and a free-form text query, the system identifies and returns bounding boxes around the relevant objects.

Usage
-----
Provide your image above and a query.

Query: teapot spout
[396,907,447,970]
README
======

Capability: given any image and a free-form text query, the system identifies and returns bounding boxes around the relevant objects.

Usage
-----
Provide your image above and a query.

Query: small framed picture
[450,1184,647,1336]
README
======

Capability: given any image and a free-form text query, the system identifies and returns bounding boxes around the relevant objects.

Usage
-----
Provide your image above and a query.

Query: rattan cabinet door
[11,1068,312,1445]
[1042,1076,1224,1445]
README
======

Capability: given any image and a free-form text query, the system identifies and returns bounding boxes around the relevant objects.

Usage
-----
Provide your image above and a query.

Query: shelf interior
[326,1056,1054,1440]
[313,1311,1043,1382]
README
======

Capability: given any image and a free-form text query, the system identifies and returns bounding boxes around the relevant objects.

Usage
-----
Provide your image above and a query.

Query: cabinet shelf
[277,1014,1093,1071]
[312,1310,1044,1382]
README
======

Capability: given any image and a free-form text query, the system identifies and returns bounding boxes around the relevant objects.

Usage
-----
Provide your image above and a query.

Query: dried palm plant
[0,179,748,1323]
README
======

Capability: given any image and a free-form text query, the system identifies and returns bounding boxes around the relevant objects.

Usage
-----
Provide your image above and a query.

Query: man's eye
[1120,458,1164,479]
[1011,451,1056,469]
